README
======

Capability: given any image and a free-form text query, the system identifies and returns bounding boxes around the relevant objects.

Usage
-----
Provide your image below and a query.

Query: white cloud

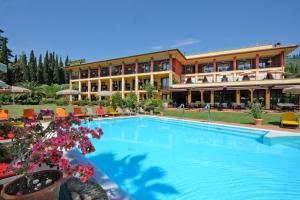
[171,38,201,48]
[151,45,163,50]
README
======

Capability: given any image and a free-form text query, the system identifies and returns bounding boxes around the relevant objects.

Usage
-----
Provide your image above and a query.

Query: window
[217,61,231,72]
[90,69,98,78]
[100,67,109,77]
[71,71,79,79]
[139,62,150,73]
[183,65,195,74]
[237,59,252,70]
[80,70,88,78]
[200,63,214,73]
[161,77,169,89]
[259,57,272,68]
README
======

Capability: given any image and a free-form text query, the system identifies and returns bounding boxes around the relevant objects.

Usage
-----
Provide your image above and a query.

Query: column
[213,59,217,82]
[88,67,91,78]
[187,89,192,104]
[122,62,125,75]
[233,57,237,81]
[109,64,112,76]
[98,79,101,100]
[87,80,91,101]
[280,51,284,66]
[150,74,154,85]
[135,60,139,74]
[200,90,204,102]
[169,71,173,87]
[98,65,101,77]
[236,90,240,104]
[121,77,125,98]
[69,70,72,81]
[135,76,139,102]
[150,57,154,72]
[78,81,82,100]
[109,79,112,92]
[69,82,73,102]
[210,90,214,105]
[195,62,199,83]
[265,88,270,110]
[169,54,173,71]
[255,54,259,80]
[249,88,254,102]
[298,94,300,110]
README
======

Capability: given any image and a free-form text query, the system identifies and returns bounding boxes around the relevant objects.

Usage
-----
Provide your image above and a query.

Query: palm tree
[41,84,62,98]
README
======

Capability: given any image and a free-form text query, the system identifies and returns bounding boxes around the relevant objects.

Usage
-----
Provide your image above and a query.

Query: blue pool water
[82,117,300,200]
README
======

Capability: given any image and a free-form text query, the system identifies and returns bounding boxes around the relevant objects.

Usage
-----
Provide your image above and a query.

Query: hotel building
[66,43,300,110]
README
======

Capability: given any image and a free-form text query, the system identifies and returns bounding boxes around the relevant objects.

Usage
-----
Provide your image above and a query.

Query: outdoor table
[277,103,298,111]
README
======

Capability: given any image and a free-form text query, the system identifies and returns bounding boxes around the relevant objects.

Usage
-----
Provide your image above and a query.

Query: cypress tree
[28,50,37,82]
[43,51,49,84]
[21,52,29,82]
[53,54,60,83]
[64,56,69,83]
[37,54,44,84]
[59,56,65,84]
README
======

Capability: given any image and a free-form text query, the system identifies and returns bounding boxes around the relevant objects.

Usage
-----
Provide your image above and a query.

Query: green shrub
[41,98,55,104]
[55,99,69,106]
[250,102,264,119]
[195,101,205,108]
[111,92,124,108]
[143,98,163,113]
[125,92,138,110]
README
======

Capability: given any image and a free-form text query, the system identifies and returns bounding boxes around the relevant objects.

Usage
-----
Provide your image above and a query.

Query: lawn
[163,110,300,126]
[1,104,83,118]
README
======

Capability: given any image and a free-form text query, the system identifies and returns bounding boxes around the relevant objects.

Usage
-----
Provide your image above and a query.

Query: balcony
[100,67,110,77]
[178,67,284,85]
[138,63,151,73]
[112,66,122,76]
[154,60,170,72]
[125,65,136,75]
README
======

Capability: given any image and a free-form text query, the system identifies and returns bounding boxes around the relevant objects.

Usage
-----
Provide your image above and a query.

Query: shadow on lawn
[73,151,179,200]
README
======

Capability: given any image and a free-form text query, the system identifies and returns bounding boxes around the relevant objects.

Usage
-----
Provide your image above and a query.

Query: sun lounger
[124,108,135,115]
[86,107,97,117]
[56,108,67,118]
[23,109,35,120]
[73,107,86,118]
[96,106,108,117]
[108,106,120,116]
[280,112,299,127]
[0,110,9,121]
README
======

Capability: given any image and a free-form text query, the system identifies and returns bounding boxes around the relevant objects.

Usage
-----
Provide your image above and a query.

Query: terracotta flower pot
[1,170,63,200]
[254,118,263,126]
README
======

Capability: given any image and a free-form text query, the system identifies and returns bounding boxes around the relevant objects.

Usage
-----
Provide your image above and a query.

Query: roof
[65,43,299,70]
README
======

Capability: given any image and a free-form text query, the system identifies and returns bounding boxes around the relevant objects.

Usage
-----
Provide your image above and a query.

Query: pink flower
[12,161,22,169]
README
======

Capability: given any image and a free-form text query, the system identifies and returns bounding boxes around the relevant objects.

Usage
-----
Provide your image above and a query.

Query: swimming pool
[81,117,300,200]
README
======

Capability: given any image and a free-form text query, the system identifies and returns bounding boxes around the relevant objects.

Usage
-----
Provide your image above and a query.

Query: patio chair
[221,103,228,109]
[23,109,35,120]
[86,107,97,118]
[116,107,126,115]
[280,112,299,127]
[73,107,86,118]
[232,103,237,109]
[0,110,9,121]
[95,106,108,117]
[240,103,246,109]
[108,106,120,116]
[56,108,67,118]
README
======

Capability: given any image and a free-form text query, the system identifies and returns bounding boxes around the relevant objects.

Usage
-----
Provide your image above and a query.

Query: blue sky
[1,0,300,62]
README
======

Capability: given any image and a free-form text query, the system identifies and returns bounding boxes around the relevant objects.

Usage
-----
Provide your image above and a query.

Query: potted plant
[0,111,103,200]
[250,101,264,126]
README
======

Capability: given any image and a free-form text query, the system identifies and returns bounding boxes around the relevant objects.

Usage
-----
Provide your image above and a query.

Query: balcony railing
[178,67,284,84]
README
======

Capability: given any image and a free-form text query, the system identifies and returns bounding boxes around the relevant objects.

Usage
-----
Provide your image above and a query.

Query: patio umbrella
[56,89,79,96]
[95,91,115,97]
[283,85,300,95]
[10,86,31,104]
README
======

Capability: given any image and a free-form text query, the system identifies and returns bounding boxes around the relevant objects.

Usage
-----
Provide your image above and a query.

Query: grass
[1,104,89,118]
[163,110,300,126]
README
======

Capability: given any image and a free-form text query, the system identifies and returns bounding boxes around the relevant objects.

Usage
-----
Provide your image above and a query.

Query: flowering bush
[9,111,103,183]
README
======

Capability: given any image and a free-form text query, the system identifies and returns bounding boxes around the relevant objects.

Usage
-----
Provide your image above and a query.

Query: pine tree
[43,51,49,84]
[21,52,29,82]
[37,54,44,84]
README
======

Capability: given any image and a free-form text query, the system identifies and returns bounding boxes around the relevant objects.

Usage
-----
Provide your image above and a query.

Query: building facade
[66,43,300,109]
